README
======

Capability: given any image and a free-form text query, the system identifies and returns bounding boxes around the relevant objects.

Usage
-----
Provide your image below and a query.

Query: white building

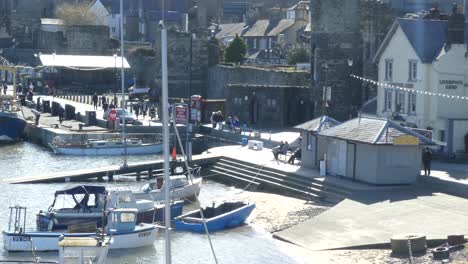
[374,13,468,155]
[88,0,121,39]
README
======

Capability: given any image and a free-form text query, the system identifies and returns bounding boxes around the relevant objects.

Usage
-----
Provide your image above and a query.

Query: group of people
[133,101,156,120]
[94,94,116,112]
[210,111,242,132]
[272,140,302,164]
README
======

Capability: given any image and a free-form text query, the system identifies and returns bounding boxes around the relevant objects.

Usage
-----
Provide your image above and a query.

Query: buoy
[171,147,177,160]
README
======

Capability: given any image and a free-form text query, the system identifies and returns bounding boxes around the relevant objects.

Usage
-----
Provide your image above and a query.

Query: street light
[188,33,196,100]
[113,53,118,105]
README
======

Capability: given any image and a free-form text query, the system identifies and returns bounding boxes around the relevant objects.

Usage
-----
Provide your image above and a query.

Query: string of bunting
[350,74,468,101]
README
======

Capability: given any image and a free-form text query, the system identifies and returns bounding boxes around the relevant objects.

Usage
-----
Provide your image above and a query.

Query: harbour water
[0,142,303,263]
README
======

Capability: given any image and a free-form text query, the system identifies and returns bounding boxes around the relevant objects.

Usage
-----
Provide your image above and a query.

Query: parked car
[103,108,136,124]
[129,86,150,100]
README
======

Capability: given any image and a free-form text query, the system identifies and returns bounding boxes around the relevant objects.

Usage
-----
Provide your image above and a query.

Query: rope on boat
[172,120,219,264]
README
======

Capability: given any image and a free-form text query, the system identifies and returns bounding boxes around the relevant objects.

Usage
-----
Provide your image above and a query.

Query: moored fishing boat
[48,137,162,156]
[4,206,157,252]
[134,166,202,202]
[36,185,183,231]
[174,201,256,233]
[0,96,26,142]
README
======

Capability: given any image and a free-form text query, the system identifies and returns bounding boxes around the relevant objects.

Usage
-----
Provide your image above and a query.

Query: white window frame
[395,91,406,113]
[408,60,417,82]
[385,59,393,81]
[384,89,393,111]
[408,92,416,114]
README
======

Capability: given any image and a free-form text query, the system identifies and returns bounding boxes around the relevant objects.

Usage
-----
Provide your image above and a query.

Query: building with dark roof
[317,117,435,184]
[374,7,468,156]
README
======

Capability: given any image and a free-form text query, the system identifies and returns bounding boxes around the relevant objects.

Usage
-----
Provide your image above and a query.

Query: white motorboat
[36,185,183,231]
[48,137,162,156]
[134,166,202,202]
[4,206,157,252]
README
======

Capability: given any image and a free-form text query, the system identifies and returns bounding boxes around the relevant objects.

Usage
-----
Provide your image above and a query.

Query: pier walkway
[4,154,220,184]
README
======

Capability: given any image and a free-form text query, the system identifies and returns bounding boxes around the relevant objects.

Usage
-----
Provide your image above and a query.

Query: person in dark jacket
[92,93,98,110]
[288,147,302,165]
[422,147,432,176]
[58,105,65,124]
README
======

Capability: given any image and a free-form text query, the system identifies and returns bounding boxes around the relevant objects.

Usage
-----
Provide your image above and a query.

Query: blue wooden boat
[173,201,255,232]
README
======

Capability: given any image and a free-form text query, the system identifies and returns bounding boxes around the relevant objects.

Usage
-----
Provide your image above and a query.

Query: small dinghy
[174,201,255,233]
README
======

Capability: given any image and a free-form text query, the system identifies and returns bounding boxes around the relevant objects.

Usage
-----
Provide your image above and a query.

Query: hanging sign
[175,105,188,124]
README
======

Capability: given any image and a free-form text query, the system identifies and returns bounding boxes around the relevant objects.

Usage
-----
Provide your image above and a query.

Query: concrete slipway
[274,188,468,251]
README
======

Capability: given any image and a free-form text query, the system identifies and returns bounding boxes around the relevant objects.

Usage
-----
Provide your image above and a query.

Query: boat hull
[50,143,163,156]
[174,203,256,233]
[133,178,202,202]
[0,113,26,141]
[3,226,157,252]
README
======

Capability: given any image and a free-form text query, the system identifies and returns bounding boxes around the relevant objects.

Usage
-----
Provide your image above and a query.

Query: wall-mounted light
[347,58,354,67]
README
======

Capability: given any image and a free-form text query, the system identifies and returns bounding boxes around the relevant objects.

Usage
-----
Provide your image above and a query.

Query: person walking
[31,108,41,126]
[103,100,109,113]
[58,105,65,124]
[150,106,156,120]
[92,93,98,110]
[422,147,433,176]
[101,95,107,111]
[2,82,7,95]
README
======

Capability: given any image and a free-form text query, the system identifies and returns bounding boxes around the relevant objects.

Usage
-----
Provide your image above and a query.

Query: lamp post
[347,58,354,117]
[187,33,196,161]
[188,33,196,99]
[113,53,118,105]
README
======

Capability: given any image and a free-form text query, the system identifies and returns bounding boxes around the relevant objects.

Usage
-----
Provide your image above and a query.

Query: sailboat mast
[120,0,127,165]
[161,22,172,264]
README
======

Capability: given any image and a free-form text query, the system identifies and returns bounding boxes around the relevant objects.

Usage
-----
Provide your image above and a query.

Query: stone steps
[207,157,352,202]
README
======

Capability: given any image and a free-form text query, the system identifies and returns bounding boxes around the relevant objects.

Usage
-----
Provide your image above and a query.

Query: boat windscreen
[54,185,106,196]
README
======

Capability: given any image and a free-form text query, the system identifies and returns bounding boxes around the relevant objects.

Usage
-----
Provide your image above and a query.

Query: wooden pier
[5,155,221,184]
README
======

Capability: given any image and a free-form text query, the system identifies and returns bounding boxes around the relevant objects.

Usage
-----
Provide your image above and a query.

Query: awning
[39,54,131,69]
[54,185,106,196]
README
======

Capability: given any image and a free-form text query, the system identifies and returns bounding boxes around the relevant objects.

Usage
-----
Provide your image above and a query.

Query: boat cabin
[106,208,139,233]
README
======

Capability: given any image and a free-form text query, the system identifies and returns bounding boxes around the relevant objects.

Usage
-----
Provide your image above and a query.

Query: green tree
[286,45,311,65]
[224,34,247,64]
[55,1,104,26]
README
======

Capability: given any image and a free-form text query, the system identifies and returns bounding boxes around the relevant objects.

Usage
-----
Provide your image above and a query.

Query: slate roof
[318,117,435,145]
[267,19,295,37]
[214,23,247,39]
[374,18,468,63]
[243,20,270,37]
[295,115,341,133]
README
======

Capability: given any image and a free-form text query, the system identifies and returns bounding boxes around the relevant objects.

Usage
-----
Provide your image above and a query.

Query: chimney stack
[447,3,465,44]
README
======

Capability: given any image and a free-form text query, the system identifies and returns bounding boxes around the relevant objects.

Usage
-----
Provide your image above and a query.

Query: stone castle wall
[207,65,310,99]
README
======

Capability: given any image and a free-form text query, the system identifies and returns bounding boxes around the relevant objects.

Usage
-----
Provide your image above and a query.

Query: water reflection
[0,142,301,263]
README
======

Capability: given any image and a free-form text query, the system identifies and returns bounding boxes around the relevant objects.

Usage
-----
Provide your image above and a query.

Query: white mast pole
[161,20,172,264]
[120,0,127,166]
